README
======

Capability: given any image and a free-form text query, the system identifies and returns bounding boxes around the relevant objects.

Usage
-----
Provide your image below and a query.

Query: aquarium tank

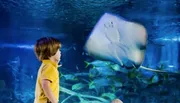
[0,0,179,103]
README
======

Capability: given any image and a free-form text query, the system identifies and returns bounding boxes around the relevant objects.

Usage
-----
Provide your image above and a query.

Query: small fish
[127,68,139,79]
[109,76,126,85]
[89,77,112,89]
[89,68,99,78]
[110,64,121,71]
[113,81,123,87]
[149,75,159,84]
[62,74,78,81]
[73,46,76,50]
[101,93,116,101]
[89,66,116,77]
[76,65,79,70]
[72,83,86,91]
[110,64,128,73]
[84,60,111,68]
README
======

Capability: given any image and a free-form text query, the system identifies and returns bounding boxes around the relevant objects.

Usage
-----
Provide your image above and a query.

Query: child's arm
[41,79,58,103]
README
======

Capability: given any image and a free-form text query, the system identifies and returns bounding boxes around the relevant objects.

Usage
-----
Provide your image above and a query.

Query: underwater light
[172,36,180,42]
[0,44,34,49]
[168,65,174,68]
[17,45,34,49]
[153,36,180,42]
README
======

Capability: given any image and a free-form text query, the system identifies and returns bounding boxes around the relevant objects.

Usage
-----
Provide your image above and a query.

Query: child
[34,37,61,103]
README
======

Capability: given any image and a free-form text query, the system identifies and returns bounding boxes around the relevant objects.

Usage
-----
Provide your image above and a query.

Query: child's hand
[42,79,58,103]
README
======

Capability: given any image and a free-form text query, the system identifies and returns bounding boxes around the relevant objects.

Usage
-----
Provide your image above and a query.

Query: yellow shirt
[34,60,59,103]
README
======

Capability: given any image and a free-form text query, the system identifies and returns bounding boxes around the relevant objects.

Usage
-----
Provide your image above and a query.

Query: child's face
[52,49,61,63]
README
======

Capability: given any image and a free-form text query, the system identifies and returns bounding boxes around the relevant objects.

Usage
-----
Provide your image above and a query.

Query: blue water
[0,0,180,103]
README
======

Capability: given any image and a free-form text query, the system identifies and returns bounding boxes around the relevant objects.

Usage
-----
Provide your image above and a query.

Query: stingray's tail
[139,66,180,74]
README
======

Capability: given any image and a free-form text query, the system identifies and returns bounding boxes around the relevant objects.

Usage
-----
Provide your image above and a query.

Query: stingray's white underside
[84,13,147,68]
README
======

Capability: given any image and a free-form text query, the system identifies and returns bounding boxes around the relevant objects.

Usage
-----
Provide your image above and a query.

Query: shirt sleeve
[41,64,55,83]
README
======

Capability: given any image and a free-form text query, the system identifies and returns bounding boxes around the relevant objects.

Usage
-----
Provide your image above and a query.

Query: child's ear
[48,56,52,59]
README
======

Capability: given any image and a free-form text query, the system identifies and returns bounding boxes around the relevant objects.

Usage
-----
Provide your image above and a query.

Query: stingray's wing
[84,13,118,60]
[103,18,121,44]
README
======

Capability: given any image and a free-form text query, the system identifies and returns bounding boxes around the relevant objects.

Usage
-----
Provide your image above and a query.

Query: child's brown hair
[34,37,61,61]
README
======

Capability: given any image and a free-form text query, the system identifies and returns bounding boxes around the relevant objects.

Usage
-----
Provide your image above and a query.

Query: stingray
[84,13,147,69]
